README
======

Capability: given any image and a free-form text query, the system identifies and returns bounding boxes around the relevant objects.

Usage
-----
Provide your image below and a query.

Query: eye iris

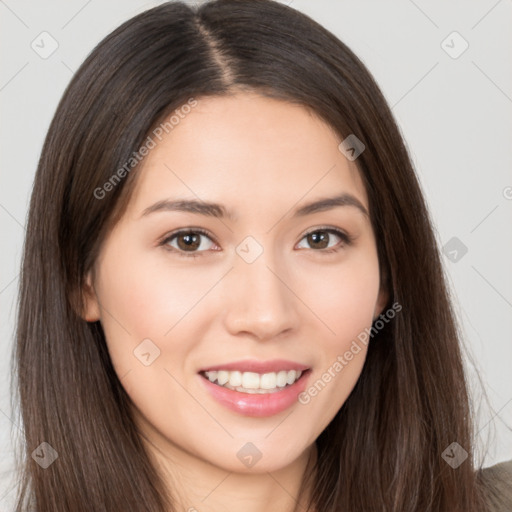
[177,233,201,251]
[308,231,329,249]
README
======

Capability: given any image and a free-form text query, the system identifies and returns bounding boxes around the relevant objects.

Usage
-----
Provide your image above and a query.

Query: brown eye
[176,232,201,251]
[306,231,330,249]
[297,228,351,252]
[161,229,217,257]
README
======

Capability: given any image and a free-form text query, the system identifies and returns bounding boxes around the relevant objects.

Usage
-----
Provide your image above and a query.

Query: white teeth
[229,370,243,387]
[286,370,297,385]
[203,369,304,393]
[217,370,229,386]
[276,371,288,387]
[206,371,217,383]
[241,372,260,389]
[260,372,277,389]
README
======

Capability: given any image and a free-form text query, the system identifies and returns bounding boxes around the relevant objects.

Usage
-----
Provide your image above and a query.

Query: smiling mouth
[200,369,307,394]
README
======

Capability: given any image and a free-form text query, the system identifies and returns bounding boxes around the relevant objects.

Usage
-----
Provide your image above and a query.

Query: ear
[81,271,101,322]
[373,285,389,321]
[373,268,390,321]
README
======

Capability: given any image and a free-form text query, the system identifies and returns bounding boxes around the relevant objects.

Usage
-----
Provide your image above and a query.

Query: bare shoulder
[478,459,512,512]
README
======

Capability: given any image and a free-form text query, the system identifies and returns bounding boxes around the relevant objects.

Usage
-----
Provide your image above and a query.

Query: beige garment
[479,459,512,512]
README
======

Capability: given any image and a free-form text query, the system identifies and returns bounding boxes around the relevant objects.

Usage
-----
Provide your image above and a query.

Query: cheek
[93,254,197,423]
[298,249,381,348]
[292,250,380,427]
[93,244,221,396]
[95,244,216,340]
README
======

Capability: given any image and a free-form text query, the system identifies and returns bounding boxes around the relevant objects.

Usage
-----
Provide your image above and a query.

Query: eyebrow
[141,193,369,220]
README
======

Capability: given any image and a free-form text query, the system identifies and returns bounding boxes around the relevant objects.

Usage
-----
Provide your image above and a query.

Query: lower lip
[199,371,311,417]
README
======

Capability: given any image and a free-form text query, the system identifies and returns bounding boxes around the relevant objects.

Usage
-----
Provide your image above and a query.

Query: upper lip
[199,359,310,374]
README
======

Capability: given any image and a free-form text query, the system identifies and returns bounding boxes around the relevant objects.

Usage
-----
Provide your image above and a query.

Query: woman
[10,0,511,510]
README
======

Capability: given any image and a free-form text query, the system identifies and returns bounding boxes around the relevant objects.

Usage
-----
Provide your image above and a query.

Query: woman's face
[84,92,387,475]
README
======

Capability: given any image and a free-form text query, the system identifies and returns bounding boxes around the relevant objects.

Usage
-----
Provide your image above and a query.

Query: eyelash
[159,226,354,259]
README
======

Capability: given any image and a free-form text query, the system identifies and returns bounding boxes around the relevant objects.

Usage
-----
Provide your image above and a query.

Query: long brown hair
[10,0,493,510]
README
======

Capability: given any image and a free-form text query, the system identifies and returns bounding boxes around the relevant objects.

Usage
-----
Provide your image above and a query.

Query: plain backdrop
[1,0,511,508]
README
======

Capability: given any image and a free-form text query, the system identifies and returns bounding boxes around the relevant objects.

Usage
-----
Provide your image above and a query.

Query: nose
[222,247,300,341]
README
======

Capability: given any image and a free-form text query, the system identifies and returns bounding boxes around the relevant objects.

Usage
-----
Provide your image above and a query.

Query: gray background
[1,0,511,508]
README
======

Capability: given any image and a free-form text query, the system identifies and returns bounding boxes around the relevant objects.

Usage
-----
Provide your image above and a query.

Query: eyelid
[159,226,217,244]
[300,225,354,244]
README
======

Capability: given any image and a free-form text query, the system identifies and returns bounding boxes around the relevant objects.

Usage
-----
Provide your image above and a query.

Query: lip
[198,368,312,417]
[199,359,310,373]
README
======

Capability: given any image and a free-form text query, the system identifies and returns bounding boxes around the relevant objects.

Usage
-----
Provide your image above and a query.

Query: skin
[83,92,388,512]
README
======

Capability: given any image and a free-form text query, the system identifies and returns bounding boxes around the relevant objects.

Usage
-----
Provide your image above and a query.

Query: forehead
[126,93,368,218]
